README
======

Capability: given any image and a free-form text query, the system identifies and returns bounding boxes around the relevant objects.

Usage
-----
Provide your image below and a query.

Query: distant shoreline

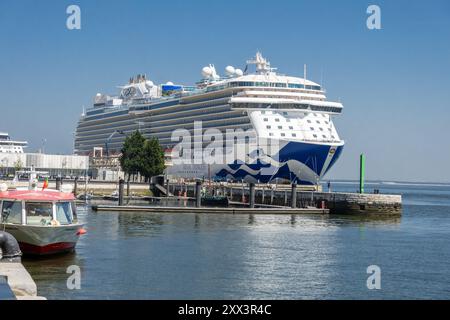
[325,180,450,187]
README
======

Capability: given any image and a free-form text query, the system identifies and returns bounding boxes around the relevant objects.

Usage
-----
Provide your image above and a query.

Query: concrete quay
[0,262,46,300]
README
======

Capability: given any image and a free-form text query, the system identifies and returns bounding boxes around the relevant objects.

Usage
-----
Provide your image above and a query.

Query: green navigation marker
[359,154,365,194]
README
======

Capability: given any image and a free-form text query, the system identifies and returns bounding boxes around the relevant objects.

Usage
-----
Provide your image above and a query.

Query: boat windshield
[55,202,74,225]
[26,202,53,226]
[1,201,22,224]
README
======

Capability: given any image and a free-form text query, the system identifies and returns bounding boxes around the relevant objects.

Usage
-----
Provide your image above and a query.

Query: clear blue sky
[1,0,449,182]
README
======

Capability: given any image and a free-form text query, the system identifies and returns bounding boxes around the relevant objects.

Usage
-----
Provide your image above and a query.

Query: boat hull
[0,223,83,255]
[168,140,345,184]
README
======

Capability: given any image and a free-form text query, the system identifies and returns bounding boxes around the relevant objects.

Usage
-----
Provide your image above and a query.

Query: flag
[42,177,49,191]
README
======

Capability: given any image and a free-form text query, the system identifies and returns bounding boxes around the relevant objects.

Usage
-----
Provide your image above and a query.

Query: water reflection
[25,198,448,300]
[22,251,84,299]
[117,213,164,237]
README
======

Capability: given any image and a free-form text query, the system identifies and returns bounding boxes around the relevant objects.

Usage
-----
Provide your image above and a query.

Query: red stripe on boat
[19,242,77,255]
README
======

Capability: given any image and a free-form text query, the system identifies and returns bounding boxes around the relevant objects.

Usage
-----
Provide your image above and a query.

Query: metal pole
[118,179,124,206]
[73,176,78,196]
[195,180,202,208]
[360,154,365,194]
[291,183,297,208]
[249,183,255,208]
[56,176,61,191]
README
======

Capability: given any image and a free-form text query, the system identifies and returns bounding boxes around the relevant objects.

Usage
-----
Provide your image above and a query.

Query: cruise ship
[0,132,28,153]
[74,53,344,184]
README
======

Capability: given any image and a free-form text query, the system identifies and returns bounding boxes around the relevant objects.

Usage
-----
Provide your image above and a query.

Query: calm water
[23,182,450,299]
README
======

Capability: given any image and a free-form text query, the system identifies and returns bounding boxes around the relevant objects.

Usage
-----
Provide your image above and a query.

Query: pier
[91,180,402,216]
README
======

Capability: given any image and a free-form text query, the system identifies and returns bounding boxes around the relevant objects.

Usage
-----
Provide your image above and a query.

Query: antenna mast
[303,64,307,87]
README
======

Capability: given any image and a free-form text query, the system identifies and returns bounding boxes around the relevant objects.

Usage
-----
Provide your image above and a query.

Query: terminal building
[0,132,89,178]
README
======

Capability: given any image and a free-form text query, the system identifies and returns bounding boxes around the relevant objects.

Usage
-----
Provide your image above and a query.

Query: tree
[119,131,146,181]
[14,158,23,173]
[141,137,166,180]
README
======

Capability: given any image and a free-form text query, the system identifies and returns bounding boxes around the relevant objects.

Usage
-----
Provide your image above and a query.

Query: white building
[0,153,89,177]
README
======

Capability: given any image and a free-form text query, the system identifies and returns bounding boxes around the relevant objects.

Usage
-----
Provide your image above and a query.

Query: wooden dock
[91,205,329,215]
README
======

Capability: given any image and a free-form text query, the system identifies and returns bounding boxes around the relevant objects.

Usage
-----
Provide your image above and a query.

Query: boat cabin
[0,190,77,226]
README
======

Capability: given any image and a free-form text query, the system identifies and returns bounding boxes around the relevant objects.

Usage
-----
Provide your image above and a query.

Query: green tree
[14,159,23,173]
[119,131,146,181]
[141,137,166,180]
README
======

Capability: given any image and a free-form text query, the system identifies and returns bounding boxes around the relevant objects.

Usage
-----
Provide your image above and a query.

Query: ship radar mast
[246,52,277,75]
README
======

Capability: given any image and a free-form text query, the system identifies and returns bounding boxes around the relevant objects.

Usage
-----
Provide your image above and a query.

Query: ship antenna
[303,64,307,88]
[320,67,324,88]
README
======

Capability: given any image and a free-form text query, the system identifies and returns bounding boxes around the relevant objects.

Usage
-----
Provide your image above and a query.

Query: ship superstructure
[74,53,344,184]
[0,132,28,153]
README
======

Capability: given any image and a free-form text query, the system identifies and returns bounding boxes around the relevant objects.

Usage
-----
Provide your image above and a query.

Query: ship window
[283,112,288,115]
[325,121,329,124]
[278,126,282,129]
[289,126,293,130]
[1,201,22,224]
[313,134,317,138]
[292,133,297,137]
[25,202,53,226]
[286,119,291,122]
[331,135,335,139]
[316,120,320,124]
[319,128,323,131]
[275,118,280,122]
[307,120,311,123]
[322,135,327,139]
[56,202,74,225]
[264,118,268,122]
[313,113,317,117]
[266,125,271,129]
[269,133,274,137]
[281,133,286,137]
[310,127,314,131]
[261,111,266,114]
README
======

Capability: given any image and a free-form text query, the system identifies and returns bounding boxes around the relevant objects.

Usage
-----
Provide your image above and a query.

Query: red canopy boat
[0,186,85,255]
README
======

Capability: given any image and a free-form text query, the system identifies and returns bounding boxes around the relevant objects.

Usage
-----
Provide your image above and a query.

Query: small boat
[0,172,85,255]
[103,190,119,201]
[77,193,93,201]
[201,195,229,207]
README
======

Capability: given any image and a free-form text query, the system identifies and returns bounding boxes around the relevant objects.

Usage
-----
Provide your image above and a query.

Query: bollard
[73,176,78,196]
[291,183,297,208]
[249,183,255,209]
[118,179,124,206]
[55,176,62,191]
[195,180,202,208]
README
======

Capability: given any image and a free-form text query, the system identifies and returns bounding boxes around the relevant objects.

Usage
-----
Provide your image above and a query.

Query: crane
[104,130,125,157]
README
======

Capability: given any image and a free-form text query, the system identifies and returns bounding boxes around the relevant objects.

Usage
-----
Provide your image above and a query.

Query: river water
[22,182,450,299]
